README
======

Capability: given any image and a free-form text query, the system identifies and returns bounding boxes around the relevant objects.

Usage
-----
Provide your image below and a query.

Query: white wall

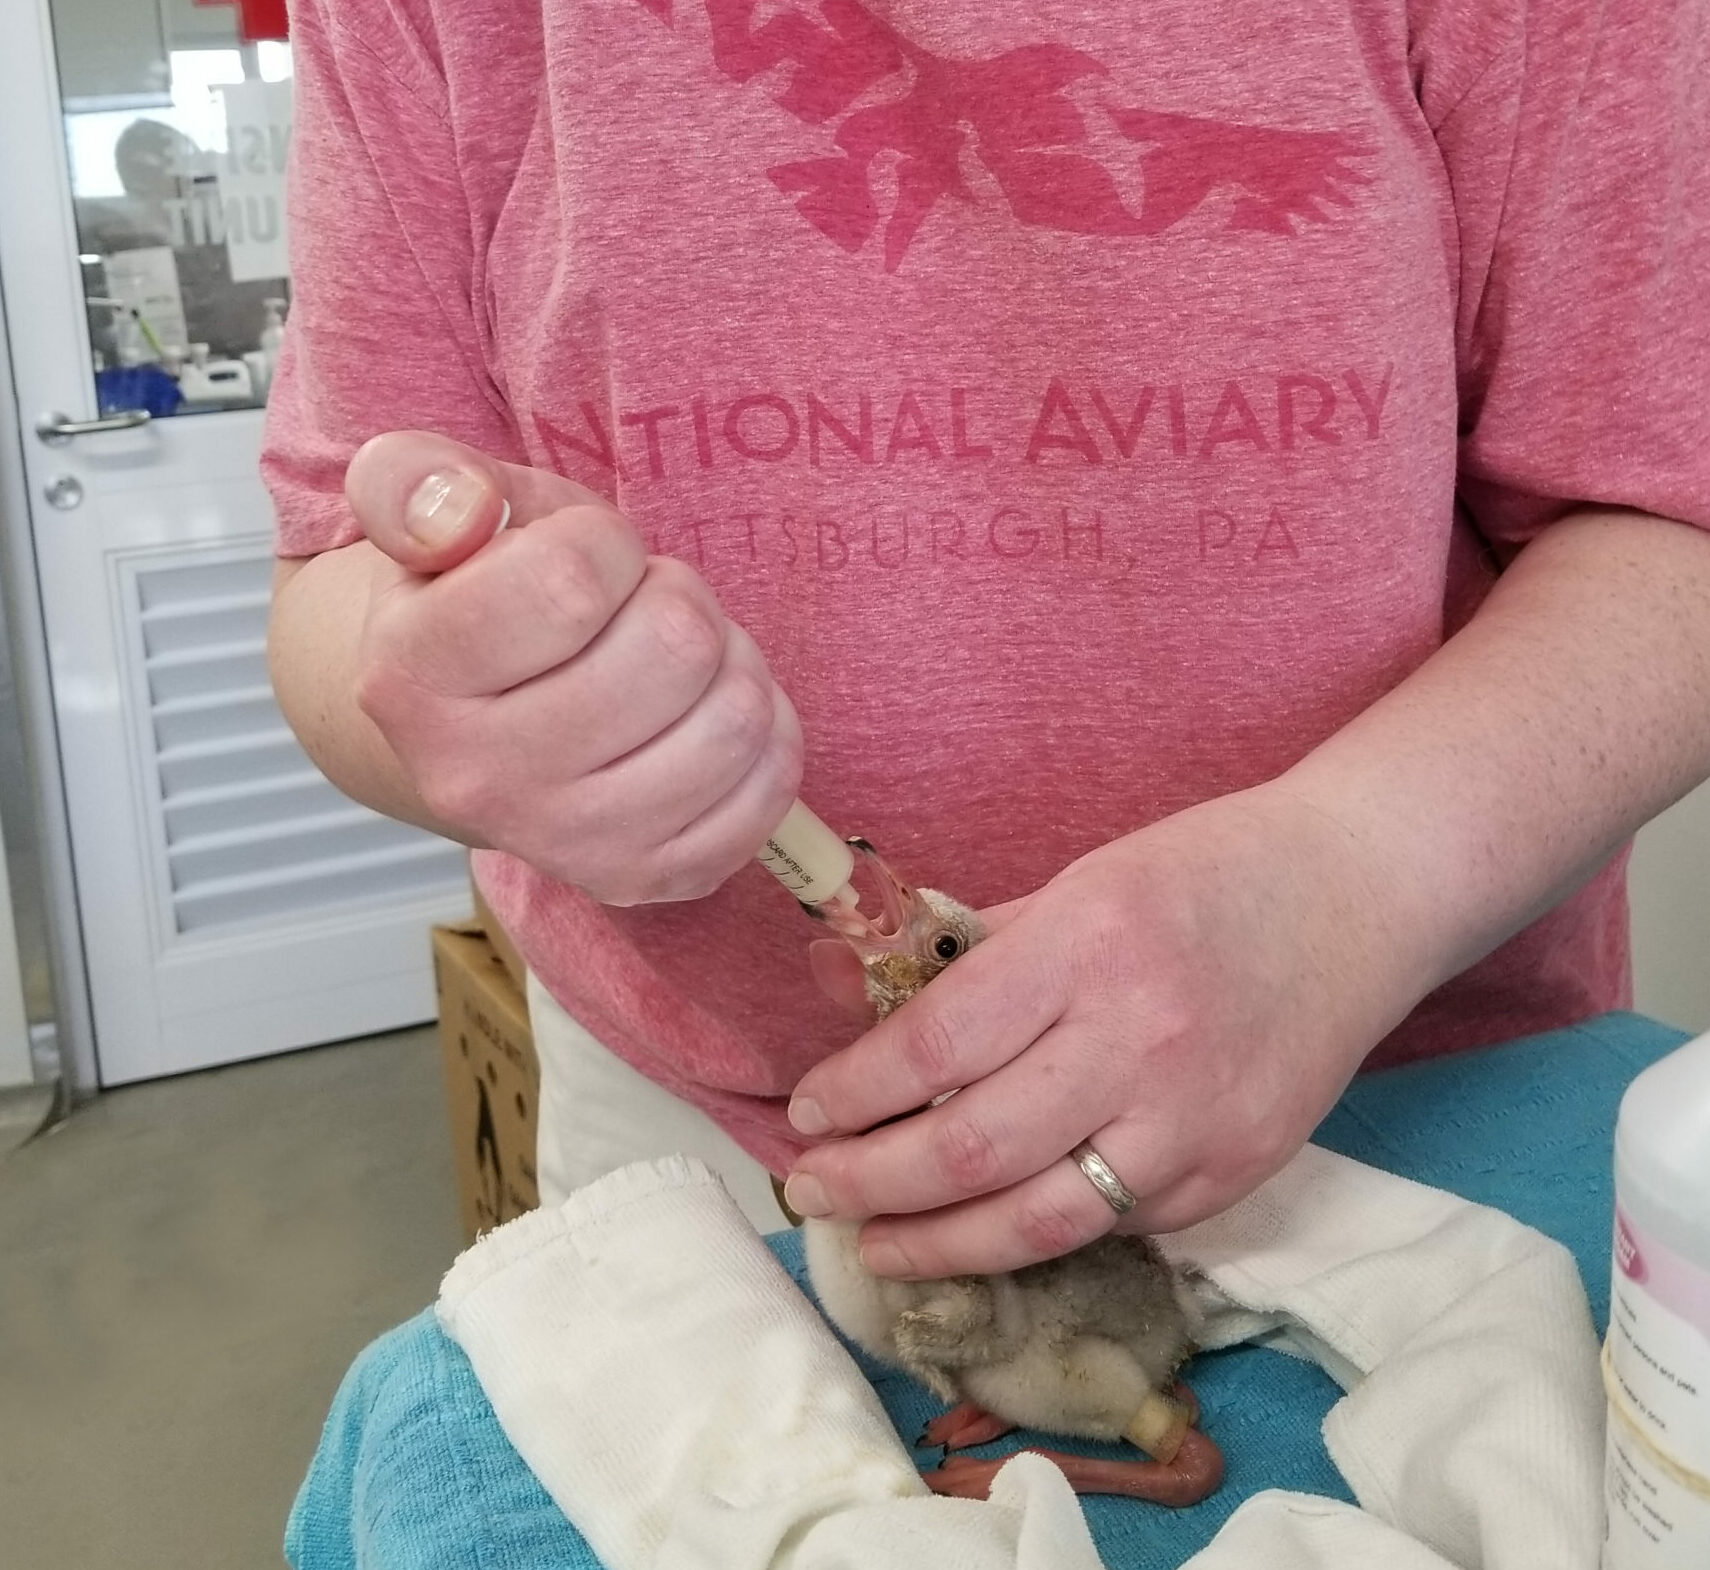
[1631,779,1710,1033]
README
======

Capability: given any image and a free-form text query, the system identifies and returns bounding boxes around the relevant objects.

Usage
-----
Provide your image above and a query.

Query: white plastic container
[1605,1030,1710,1566]
[178,342,253,405]
[259,296,287,361]
[252,296,287,398]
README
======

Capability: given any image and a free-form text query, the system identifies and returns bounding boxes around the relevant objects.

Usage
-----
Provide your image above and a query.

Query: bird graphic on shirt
[633,0,1374,271]
[798,840,1224,1504]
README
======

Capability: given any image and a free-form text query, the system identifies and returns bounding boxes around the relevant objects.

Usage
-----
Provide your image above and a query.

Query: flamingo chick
[798,842,1224,1506]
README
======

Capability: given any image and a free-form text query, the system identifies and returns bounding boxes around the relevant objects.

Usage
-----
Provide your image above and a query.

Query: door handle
[35,409,152,445]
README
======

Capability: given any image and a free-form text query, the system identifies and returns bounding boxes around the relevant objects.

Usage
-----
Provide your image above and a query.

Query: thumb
[345,430,611,575]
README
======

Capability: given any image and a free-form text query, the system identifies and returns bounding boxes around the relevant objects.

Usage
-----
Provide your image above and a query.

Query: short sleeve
[262,0,525,557]
[1417,0,1710,550]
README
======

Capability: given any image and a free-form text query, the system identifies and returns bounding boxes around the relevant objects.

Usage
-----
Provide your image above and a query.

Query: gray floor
[0,1027,464,1570]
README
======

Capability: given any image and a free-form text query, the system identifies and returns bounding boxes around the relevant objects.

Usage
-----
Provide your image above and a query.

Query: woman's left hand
[781,780,1441,1278]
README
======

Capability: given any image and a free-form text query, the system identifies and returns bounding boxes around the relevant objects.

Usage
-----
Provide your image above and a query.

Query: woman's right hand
[340,430,803,905]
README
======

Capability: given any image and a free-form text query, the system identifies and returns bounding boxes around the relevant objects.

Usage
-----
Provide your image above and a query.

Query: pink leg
[923,1428,1223,1506]
[920,1402,1017,1451]
[919,1382,1221,1508]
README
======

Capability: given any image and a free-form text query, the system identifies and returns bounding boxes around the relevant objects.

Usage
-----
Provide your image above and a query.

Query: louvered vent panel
[163,772,343,841]
[148,646,269,704]
[153,687,282,751]
[158,734,306,796]
[132,551,465,937]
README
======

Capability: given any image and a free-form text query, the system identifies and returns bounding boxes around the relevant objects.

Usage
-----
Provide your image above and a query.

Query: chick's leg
[923,1425,1223,1506]
[919,1382,1221,1507]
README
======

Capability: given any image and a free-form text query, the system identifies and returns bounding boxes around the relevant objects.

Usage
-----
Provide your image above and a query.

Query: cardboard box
[433,921,541,1242]
[468,861,526,998]
[471,877,529,997]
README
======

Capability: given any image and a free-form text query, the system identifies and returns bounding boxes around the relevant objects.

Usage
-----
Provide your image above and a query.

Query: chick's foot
[919,1402,1016,1451]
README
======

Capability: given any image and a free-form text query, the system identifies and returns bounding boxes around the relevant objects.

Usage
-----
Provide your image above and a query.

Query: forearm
[268,547,473,840]
[1281,508,1710,990]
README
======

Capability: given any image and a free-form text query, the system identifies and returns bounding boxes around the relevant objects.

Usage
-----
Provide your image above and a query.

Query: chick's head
[812,838,987,1019]
[859,887,986,1018]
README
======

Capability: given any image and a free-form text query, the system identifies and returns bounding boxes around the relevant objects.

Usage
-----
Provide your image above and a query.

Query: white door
[0,811,34,1092]
[0,0,468,1084]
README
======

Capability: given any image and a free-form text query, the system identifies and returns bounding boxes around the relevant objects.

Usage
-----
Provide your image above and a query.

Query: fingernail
[859,1239,912,1277]
[405,470,488,548]
[788,1097,832,1136]
[783,1173,830,1218]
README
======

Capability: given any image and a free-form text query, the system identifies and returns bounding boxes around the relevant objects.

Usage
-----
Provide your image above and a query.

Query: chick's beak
[813,838,932,958]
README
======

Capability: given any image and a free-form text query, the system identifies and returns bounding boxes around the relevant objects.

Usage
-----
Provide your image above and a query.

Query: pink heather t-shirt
[266,0,1710,1175]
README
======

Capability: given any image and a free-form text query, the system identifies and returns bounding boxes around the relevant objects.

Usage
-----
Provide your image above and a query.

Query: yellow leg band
[1124,1390,1190,1464]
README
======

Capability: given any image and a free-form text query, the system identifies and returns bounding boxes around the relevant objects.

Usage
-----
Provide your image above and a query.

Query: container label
[1605,1424,1710,1568]
[1616,1210,1710,1340]
[759,838,819,896]
[1604,1208,1710,1567]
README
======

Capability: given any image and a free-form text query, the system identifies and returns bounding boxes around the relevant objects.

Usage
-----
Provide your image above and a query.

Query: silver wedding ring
[1070,1139,1138,1215]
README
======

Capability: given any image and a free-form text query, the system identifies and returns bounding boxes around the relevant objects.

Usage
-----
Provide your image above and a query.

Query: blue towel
[286,1011,1685,1570]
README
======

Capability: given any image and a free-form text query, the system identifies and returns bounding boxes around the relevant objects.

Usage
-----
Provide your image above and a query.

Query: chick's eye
[932,932,963,961]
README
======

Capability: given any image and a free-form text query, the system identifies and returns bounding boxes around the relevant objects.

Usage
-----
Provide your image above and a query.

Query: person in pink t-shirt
[265,0,1710,1276]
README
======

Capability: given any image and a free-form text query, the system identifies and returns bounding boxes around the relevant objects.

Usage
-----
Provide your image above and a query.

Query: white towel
[1158,1145,1606,1568]
[436,1148,1605,1570]
[437,1156,1103,1570]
